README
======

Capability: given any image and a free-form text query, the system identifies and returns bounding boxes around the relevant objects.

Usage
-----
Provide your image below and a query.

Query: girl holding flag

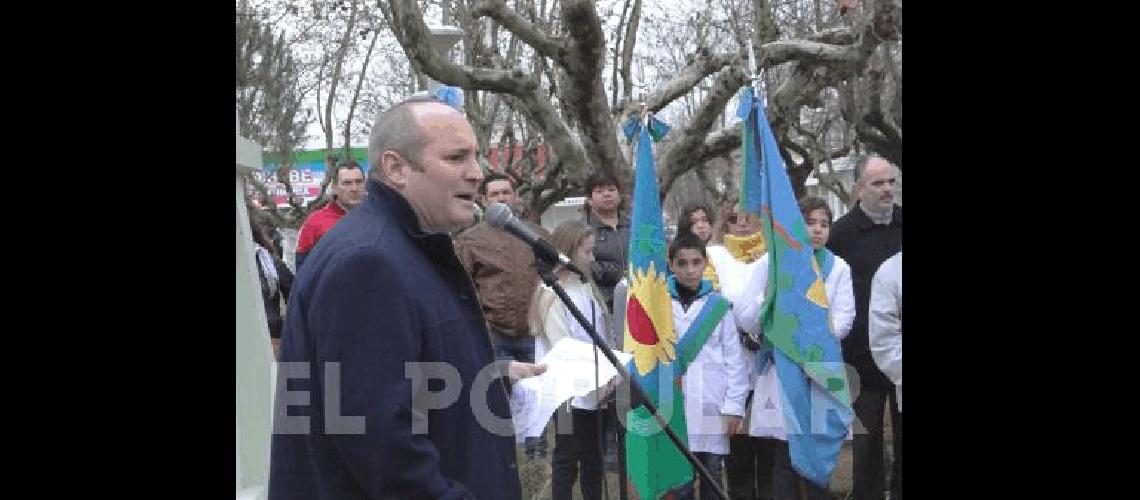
[732,197,856,500]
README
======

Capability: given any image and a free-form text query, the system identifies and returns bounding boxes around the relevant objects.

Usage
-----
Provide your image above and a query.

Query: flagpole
[608,99,649,500]
[750,40,812,500]
[741,39,765,220]
[747,39,763,102]
[743,38,851,493]
[609,99,730,500]
[638,103,646,178]
[620,102,639,500]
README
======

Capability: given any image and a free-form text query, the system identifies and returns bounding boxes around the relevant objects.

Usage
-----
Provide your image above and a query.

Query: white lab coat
[868,252,902,412]
[674,293,751,455]
[706,245,763,330]
[730,253,856,440]
[534,280,611,410]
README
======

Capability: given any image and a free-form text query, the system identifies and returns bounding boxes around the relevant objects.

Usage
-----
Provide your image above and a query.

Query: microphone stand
[535,263,729,500]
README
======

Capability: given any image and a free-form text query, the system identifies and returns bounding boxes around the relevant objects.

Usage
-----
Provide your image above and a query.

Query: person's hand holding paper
[509,338,632,440]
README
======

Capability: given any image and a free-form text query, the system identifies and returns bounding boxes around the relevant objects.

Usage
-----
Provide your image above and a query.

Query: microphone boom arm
[534,268,730,500]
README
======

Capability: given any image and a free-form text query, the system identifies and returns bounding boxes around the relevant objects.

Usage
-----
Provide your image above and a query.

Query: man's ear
[381,150,408,188]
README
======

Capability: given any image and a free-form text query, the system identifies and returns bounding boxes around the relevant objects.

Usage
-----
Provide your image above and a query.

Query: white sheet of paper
[510,338,633,440]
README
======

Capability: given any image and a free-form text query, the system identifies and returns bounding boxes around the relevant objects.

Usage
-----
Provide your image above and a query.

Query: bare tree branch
[613,9,874,126]
[499,92,590,180]
[323,0,359,153]
[816,165,850,205]
[658,64,748,196]
[753,0,779,47]
[523,157,574,220]
[610,0,633,108]
[343,28,380,154]
[811,135,855,206]
[695,167,717,199]
[377,0,900,214]
[471,0,568,64]
[388,0,542,94]
[866,108,901,145]
[808,27,857,45]
[694,122,742,166]
[794,116,854,164]
[854,122,900,166]
[717,0,750,50]
[533,184,572,221]
[315,54,327,132]
[620,0,642,104]
[555,0,623,178]
[781,137,809,168]
[615,52,738,119]
[757,38,864,67]
[243,170,306,227]
[864,63,901,146]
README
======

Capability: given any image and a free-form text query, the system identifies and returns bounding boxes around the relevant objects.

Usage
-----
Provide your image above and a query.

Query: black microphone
[485,203,588,281]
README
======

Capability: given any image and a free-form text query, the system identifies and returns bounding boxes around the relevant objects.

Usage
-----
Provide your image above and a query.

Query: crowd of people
[244,95,902,500]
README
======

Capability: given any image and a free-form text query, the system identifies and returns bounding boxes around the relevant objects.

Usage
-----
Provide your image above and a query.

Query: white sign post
[236,115,275,500]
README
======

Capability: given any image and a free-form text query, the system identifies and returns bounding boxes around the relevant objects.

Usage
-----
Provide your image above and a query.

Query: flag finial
[747,40,763,98]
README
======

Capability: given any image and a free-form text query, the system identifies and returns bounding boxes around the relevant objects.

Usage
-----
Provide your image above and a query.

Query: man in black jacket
[270,97,545,499]
[826,155,902,500]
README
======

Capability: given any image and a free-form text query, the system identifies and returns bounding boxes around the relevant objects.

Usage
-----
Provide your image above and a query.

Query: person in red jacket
[295,160,365,268]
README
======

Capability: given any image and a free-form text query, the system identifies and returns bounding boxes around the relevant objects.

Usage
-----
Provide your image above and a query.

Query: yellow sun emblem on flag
[807,257,834,332]
[622,261,677,376]
[807,258,829,308]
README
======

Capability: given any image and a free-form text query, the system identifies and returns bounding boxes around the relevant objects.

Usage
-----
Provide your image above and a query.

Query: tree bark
[323,0,359,155]
[343,26,379,157]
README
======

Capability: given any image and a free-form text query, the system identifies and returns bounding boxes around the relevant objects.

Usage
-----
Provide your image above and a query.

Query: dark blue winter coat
[269,180,521,499]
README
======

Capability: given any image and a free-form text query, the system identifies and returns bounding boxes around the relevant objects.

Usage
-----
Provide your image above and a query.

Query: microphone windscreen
[485,202,514,230]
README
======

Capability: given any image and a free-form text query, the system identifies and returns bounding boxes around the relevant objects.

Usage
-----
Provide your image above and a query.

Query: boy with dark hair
[666,232,751,500]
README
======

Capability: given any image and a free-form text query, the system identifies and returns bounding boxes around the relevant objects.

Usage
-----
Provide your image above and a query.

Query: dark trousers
[552,406,604,500]
[491,328,548,457]
[851,383,902,500]
[608,406,627,500]
[726,434,776,500]
[771,440,830,500]
[676,452,726,500]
